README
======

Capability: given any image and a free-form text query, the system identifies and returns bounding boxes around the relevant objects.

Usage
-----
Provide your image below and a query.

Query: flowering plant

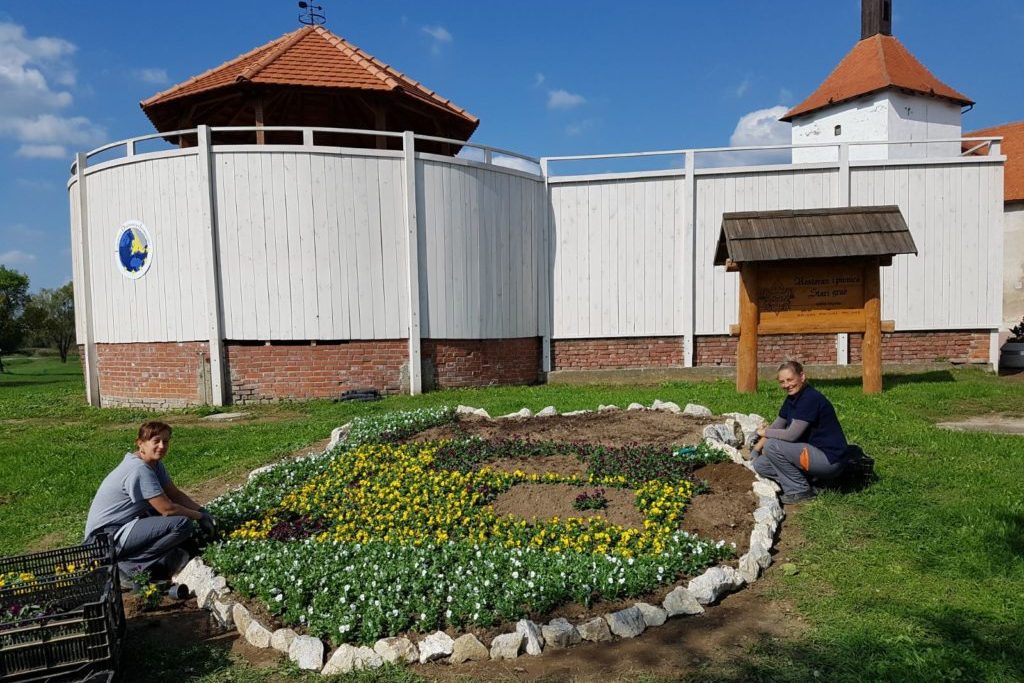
[573,488,608,511]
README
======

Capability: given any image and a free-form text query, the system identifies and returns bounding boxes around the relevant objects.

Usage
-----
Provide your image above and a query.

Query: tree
[23,283,76,363]
[0,266,30,372]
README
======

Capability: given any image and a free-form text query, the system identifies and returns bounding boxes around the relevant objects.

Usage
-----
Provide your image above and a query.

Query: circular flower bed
[205,407,737,646]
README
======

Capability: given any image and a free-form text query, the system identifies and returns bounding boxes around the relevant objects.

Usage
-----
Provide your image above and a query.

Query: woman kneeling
[752,360,849,504]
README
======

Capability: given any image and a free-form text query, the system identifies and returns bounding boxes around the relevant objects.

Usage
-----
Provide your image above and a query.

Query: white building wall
[791,95,889,163]
[886,91,962,159]
[1005,202,1024,329]
[791,91,963,163]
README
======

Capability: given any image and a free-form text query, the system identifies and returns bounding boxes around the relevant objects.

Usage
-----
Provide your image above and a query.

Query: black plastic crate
[0,538,125,683]
[0,537,115,585]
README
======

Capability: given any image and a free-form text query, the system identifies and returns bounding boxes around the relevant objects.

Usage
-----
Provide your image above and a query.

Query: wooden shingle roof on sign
[714,206,917,266]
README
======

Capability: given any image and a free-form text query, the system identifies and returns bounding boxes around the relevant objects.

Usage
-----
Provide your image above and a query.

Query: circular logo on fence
[115,220,153,279]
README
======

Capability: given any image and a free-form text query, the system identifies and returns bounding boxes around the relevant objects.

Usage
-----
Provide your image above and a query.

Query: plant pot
[1000,340,1024,369]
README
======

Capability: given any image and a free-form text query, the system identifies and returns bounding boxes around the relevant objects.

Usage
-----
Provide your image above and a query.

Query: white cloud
[0,22,104,157]
[700,105,792,168]
[16,143,66,158]
[132,68,169,85]
[533,73,545,87]
[421,25,452,54]
[0,249,37,265]
[734,78,751,98]
[547,89,586,110]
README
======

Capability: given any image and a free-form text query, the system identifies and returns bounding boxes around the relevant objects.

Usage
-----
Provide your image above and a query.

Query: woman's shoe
[780,490,816,505]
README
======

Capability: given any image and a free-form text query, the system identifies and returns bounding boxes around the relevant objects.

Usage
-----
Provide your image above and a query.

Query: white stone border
[175,401,783,675]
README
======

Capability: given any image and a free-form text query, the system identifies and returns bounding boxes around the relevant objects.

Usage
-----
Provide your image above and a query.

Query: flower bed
[205,408,735,646]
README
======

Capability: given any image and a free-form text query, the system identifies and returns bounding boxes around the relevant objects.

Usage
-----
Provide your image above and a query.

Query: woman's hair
[777,360,804,375]
[137,420,172,442]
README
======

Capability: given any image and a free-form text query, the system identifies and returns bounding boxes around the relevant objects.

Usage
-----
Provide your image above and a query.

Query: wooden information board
[734,258,884,394]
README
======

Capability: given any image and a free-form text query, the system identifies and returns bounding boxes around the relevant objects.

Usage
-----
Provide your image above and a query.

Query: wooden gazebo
[714,206,917,394]
[140,25,479,155]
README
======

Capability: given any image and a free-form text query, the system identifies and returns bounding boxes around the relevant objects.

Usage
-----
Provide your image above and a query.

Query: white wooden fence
[69,127,1004,404]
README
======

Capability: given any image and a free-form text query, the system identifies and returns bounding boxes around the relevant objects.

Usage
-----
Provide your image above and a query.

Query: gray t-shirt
[84,453,171,540]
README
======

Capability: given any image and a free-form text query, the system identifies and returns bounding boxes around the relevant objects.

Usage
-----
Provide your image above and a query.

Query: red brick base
[695,334,837,366]
[96,342,211,408]
[92,337,541,407]
[423,338,541,388]
[849,330,990,364]
[226,340,408,403]
[552,337,684,370]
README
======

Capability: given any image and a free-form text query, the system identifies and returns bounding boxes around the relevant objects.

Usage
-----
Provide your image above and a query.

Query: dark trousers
[752,439,845,495]
[116,516,195,580]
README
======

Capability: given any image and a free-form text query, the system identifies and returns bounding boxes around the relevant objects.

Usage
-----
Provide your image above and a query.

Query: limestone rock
[501,407,534,419]
[723,412,764,446]
[662,586,705,616]
[751,522,774,550]
[651,399,681,414]
[418,631,455,663]
[704,438,745,464]
[536,405,558,417]
[455,405,479,416]
[738,553,762,584]
[687,566,746,605]
[516,619,545,655]
[683,403,713,417]
[490,632,524,660]
[326,422,351,452]
[561,409,591,416]
[244,620,273,649]
[541,618,581,648]
[232,604,252,636]
[752,480,780,498]
[598,404,620,412]
[196,575,226,609]
[703,422,740,447]
[322,644,382,675]
[634,602,667,627]
[577,617,612,642]
[289,635,324,671]
[604,606,646,638]
[211,598,235,628]
[449,634,489,664]
[757,495,785,522]
[373,636,418,664]
[271,628,297,653]
[627,402,645,411]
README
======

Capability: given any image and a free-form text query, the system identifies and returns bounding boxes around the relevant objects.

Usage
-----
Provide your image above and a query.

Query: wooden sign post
[715,206,917,396]
[733,258,885,394]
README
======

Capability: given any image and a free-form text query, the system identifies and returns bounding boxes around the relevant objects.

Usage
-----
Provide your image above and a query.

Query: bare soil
[491,483,645,529]
[413,410,714,447]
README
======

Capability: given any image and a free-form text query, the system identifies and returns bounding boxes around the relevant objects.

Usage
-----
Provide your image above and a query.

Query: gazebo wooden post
[737,264,759,393]
[862,259,882,394]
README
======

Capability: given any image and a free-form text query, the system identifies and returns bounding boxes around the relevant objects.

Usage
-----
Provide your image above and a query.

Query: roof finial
[298,1,326,26]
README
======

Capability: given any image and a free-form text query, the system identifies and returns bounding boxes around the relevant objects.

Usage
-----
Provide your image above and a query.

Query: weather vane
[298,1,326,25]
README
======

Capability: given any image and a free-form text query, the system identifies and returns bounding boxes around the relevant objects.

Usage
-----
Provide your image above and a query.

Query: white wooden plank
[310,153,333,336]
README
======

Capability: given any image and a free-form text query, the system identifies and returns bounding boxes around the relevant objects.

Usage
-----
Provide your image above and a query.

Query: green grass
[2,358,1024,682]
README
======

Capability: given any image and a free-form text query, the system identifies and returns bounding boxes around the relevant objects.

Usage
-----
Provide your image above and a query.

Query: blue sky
[1,0,1022,290]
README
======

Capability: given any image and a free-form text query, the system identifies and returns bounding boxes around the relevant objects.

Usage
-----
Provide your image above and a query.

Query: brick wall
[849,330,990,363]
[551,337,684,370]
[96,342,209,408]
[424,338,540,388]
[695,334,837,366]
[226,340,408,403]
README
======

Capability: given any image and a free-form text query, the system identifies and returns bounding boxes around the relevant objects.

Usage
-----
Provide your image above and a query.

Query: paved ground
[936,414,1024,435]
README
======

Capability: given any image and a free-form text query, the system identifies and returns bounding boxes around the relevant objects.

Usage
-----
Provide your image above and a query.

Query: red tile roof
[140,26,477,124]
[781,34,972,122]
[966,121,1024,203]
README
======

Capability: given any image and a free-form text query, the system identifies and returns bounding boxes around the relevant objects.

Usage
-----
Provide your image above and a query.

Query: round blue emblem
[115,220,153,279]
